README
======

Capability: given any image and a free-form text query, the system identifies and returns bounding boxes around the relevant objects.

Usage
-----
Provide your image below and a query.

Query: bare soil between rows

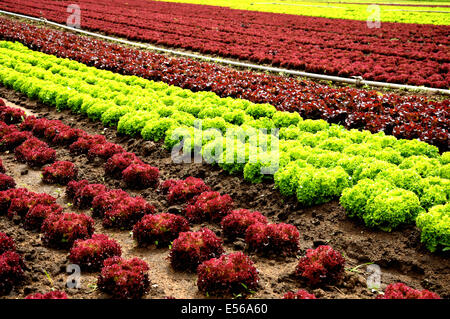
[0,86,449,299]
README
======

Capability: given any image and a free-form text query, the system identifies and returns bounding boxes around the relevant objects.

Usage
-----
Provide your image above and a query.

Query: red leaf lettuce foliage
[25,291,68,299]
[245,222,300,256]
[184,191,234,223]
[69,234,122,271]
[295,245,346,286]
[166,177,211,203]
[197,252,259,296]
[377,283,440,299]
[41,212,95,249]
[0,250,24,295]
[97,256,150,299]
[122,163,159,189]
[283,289,317,299]
[221,209,268,239]
[169,228,224,271]
[133,213,190,247]
[42,161,78,185]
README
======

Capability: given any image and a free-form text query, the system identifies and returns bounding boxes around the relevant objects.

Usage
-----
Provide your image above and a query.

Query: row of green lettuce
[0,41,448,252]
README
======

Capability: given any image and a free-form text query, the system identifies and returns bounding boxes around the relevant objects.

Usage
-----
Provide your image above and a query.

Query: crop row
[0,0,449,88]
[0,41,448,251]
[156,0,450,25]
[0,103,346,298]
[168,0,450,9]
[0,17,448,151]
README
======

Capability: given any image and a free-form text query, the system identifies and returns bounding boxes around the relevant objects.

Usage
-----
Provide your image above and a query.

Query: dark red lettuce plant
[97,256,150,299]
[41,212,95,249]
[295,245,345,286]
[184,191,233,223]
[197,252,259,296]
[169,228,224,271]
[221,209,268,239]
[69,234,122,271]
[42,161,78,185]
[133,213,190,247]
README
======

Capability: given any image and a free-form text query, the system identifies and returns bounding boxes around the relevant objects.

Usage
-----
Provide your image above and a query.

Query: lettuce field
[0,0,448,302]
[1,0,449,88]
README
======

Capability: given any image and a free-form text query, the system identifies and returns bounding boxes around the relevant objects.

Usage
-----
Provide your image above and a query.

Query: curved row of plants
[0,0,449,88]
[0,41,448,252]
[0,17,448,151]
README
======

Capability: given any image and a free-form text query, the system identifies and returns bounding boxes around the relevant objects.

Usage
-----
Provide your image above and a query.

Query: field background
[154,0,450,24]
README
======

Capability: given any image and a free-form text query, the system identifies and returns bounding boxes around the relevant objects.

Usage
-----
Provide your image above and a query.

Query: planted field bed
[0,17,448,150]
[0,39,448,247]
[0,94,447,299]
[155,0,450,24]
[0,1,448,301]
[0,0,449,88]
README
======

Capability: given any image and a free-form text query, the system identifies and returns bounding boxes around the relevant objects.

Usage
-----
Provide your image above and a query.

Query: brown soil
[0,86,449,299]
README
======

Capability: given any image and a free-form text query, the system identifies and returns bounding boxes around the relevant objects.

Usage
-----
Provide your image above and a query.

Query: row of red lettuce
[0,17,448,151]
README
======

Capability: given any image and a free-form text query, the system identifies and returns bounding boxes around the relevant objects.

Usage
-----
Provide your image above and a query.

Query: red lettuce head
[245,222,299,256]
[41,212,95,249]
[295,245,345,286]
[197,252,259,296]
[221,209,268,239]
[69,234,122,271]
[184,191,233,223]
[169,228,224,271]
[97,256,150,299]
[42,161,78,185]
[377,283,440,299]
[133,213,190,247]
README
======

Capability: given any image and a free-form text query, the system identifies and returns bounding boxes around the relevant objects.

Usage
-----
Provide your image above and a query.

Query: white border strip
[1,9,449,95]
